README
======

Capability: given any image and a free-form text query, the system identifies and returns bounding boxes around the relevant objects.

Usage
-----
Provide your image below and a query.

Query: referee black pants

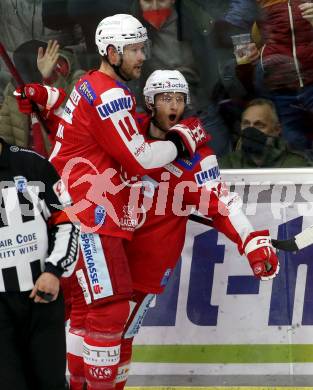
[0,291,67,390]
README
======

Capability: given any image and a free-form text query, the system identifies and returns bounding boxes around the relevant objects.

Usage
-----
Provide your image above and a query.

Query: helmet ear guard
[145,99,154,111]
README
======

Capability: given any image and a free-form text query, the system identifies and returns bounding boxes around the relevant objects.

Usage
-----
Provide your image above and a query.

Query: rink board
[130,169,313,385]
[125,388,313,390]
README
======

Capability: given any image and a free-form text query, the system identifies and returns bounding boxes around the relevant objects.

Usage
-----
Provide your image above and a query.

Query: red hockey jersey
[124,115,254,293]
[49,70,177,238]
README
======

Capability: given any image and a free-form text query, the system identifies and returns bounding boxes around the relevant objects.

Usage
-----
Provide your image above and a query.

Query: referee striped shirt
[0,139,79,292]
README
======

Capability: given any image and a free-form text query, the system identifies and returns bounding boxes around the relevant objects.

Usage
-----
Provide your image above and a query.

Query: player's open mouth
[169,114,176,122]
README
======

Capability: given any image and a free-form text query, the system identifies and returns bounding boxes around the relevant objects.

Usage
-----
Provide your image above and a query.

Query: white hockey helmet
[95,14,148,56]
[144,70,190,106]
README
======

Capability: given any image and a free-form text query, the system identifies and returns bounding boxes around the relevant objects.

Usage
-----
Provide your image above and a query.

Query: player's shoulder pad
[77,77,97,106]
[95,87,134,121]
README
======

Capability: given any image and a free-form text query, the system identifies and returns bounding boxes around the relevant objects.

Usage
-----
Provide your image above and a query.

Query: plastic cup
[231,33,252,65]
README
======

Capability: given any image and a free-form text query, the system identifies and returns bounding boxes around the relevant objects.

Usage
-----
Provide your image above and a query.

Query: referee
[0,138,79,390]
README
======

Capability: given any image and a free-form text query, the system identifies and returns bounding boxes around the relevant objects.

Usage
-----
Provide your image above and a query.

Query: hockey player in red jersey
[67,70,279,390]
[118,69,280,389]
[14,14,209,390]
[124,70,279,289]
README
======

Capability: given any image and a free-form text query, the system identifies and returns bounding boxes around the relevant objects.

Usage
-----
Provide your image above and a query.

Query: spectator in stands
[219,98,313,168]
[0,39,84,155]
[221,0,313,151]
[0,0,82,103]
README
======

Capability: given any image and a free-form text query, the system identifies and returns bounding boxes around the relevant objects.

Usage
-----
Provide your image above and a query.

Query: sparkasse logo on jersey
[79,233,113,300]
[80,234,102,294]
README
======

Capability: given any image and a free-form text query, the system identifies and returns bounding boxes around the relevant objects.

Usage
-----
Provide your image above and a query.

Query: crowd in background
[1,0,313,168]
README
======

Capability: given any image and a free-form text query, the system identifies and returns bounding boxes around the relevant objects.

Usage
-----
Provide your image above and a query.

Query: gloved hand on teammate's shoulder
[243,230,280,280]
[165,117,210,159]
[13,83,66,114]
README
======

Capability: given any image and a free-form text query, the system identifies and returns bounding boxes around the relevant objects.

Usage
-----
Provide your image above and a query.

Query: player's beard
[120,61,143,80]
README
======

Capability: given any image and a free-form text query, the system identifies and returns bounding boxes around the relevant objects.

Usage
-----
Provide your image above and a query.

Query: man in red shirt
[68,70,279,390]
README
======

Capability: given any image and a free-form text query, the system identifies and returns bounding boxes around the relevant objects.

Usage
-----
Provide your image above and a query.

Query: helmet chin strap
[112,64,131,82]
[151,117,168,133]
[109,55,131,82]
[149,106,168,135]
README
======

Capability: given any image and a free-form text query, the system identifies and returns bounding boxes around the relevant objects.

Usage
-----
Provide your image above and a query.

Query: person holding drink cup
[231,33,258,65]
[222,0,313,152]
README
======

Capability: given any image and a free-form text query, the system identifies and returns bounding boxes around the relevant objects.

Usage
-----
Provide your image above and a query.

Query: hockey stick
[0,42,24,87]
[272,225,313,252]
[0,41,50,138]
[188,213,213,227]
[188,212,308,254]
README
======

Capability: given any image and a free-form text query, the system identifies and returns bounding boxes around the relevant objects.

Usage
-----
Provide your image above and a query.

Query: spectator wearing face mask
[0,39,84,156]
[219,98,313,168]
[220,0,313,151]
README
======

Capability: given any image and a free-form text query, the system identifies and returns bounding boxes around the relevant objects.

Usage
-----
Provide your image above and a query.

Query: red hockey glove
[165,117,210,159]
[243,230,280,280]
[14,89,33,114]
[14,84,66,113]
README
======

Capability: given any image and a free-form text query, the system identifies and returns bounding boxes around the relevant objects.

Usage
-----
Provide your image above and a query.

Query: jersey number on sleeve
[118,116,138,142]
